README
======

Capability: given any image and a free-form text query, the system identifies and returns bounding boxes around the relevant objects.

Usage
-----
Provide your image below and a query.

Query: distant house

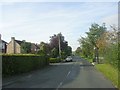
[31,43,40,54]
[0,34,7,53]
[7,37,40,54]
[7,37,23,54]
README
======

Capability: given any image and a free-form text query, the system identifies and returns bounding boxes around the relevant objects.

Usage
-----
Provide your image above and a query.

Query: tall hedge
[2,55,49,77]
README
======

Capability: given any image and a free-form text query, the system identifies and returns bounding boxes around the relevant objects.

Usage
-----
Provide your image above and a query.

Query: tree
[86,23,107,63]
[38,42,50,55]
[75,47,82,55]
[102,25,118,67]
[21,41,31,54]
[78,37,93,58]
[78,23,107,63]
[49,33,71,58]
[51,48,58,58]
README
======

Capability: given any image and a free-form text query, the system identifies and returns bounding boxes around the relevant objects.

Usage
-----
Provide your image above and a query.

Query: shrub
[49,58,60,63]
[2,55,49,77]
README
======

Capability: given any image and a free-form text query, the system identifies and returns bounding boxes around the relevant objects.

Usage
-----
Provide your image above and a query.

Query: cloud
[0,0,119,2]
[0,2,117,51]
[101,14,118,26]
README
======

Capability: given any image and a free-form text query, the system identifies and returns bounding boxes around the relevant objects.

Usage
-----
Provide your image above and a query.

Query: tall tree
[78,23,106,63]
[49,33,72,58]
[21,41,31,54]
[78,37,93,58]
[38,42,50,55]
[86,23,106,63]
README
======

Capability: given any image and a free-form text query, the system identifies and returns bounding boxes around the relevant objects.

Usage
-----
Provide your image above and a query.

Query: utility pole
[58,33,61,60]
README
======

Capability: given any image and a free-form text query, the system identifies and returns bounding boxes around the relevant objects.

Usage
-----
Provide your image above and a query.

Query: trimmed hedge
[49,58,60,63]
[2,55,49,77]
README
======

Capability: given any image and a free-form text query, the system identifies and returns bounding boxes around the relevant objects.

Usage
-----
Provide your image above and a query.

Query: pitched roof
[31,43,40,49]
[2,40,7,44]
[15,40,23,45]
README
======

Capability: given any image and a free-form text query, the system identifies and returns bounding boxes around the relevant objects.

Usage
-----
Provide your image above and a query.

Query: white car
[65,56,72,62]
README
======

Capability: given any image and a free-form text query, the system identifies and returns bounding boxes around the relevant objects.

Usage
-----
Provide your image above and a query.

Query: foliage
[75,47,82,55]
[49,58,60,63]
[49,33,72,58]
[51,48,58,58]
[95,64,118,89]
[2,55,49,77]
[77,23,118,69]
[38,42,50,55]
[78,37,94,58]
[21,41,31,54]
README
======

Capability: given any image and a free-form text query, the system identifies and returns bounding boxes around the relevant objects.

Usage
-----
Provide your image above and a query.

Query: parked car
[65,56,72,62]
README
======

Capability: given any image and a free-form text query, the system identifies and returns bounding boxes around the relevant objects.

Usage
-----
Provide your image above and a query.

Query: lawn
[95,64,119,89]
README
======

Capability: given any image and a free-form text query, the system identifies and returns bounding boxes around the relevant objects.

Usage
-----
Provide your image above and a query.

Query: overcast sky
[0,1,118,51]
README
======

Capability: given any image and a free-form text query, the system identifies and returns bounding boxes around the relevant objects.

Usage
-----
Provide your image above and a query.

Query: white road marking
[57,70,71,89]
[56,82,63,89]
[67,71,71,77]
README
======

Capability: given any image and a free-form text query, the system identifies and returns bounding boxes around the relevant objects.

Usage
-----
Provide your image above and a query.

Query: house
[31,43,40,54]
[7,37,23,54]
[0,34,7,53]
[7,37,40,54]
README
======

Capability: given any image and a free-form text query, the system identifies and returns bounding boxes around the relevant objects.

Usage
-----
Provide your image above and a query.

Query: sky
[0,1,118,51]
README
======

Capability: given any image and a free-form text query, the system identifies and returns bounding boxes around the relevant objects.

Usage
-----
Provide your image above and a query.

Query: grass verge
[95,64,119,89]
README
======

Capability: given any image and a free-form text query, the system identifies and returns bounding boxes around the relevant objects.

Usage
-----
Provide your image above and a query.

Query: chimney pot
[11,37,15,41]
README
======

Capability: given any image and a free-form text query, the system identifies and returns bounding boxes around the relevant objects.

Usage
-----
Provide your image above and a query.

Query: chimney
[11,37,15,54]
[11,37,15,41]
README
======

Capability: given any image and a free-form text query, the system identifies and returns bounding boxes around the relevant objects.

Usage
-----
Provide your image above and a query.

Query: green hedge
[49,58,60,63]
[2,55,49,77]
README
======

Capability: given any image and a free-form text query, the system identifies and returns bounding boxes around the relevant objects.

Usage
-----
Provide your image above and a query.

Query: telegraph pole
[58,33,61,60]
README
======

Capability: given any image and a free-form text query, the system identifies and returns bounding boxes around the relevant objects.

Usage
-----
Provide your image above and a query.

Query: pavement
[2,56,117,89]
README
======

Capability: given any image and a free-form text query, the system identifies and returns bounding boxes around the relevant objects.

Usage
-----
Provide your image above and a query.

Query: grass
[79,56,119,89]
[95,64,119,89]
[84,58,93,63]
[81,56,93,63]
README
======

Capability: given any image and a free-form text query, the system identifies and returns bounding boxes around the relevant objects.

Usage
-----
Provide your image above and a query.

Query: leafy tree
[86,23,107,63]
[86,23,106,47]
[75,47,82,55]
[78,23,107,63]
[103,25,118,67]
[38,42,50,55]
[78,37,93,58]
[49,33,71,58]
[51,48,58,58]
[21,41,31,54]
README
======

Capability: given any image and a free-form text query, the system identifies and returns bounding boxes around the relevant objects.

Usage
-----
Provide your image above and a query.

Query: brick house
[0,34,7,53]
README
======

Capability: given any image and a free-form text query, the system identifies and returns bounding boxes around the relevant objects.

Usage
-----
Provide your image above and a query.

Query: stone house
[7,37,40,54]
[7,37,23,54]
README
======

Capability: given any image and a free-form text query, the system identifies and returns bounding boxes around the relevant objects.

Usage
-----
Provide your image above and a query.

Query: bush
[2,55,49,77]
[104,44,118,68]
[49,58,60,63]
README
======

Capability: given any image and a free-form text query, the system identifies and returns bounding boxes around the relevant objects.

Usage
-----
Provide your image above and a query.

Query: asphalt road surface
[3,56,116,89]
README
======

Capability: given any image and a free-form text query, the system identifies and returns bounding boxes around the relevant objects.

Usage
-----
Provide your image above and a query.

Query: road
[2,56,116,89]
